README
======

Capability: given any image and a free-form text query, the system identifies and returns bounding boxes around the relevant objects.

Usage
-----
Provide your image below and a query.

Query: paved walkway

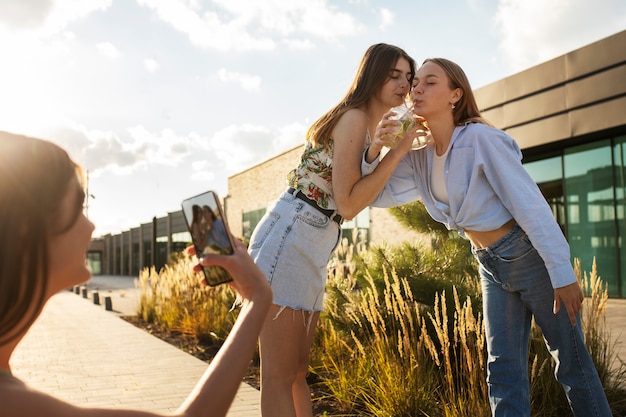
[10,275,626,416]
[11,281,260,416]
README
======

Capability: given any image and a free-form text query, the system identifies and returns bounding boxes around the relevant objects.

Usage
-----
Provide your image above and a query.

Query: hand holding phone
[182,190,235,286]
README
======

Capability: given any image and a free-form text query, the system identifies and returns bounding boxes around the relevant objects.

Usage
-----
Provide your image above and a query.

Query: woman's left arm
[479,129,582,323]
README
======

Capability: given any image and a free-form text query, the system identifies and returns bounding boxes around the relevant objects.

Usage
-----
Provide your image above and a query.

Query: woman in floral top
[248,43,421,417]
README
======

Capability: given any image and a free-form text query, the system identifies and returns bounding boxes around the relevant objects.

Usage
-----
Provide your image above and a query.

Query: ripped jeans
[473,225,612,417]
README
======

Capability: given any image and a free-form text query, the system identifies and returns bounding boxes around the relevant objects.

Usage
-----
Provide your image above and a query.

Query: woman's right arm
[2,238,271,417]
[174,238,271,416]
[332,109,421,218]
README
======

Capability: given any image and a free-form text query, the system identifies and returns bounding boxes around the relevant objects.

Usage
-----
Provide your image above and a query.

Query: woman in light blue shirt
[362,58,612,416]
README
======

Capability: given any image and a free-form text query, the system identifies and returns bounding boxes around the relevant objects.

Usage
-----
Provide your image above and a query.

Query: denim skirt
[248,190,341,312]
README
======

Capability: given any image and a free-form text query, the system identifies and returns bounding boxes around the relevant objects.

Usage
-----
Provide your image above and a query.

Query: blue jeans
[472,225,612,417]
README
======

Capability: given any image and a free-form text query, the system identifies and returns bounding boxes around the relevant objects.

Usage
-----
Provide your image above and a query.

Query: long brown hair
[423,58,493,127]
[307,43,415,147]
[0,132,83,345]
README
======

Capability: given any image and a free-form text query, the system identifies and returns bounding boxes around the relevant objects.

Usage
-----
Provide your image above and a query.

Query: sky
[1,0,625,237]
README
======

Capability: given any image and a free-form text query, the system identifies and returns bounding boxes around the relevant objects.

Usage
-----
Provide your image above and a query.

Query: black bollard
[93,292,100,305]
[104,296,113,311]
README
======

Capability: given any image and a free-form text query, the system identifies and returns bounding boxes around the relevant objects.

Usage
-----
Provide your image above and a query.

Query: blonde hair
[423,58,493,127]
[0,132,84,345]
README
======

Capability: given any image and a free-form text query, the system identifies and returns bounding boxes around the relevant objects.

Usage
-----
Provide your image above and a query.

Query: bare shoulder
[0,379,81,416]
[0,378,152,417]
[332,108,368,142]
[336,107,368,127]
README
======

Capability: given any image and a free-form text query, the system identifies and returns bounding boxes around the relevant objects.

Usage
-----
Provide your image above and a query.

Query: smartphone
[181,190,234,286]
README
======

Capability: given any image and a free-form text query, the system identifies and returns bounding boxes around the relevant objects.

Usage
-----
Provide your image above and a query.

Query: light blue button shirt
[362,122,576,289]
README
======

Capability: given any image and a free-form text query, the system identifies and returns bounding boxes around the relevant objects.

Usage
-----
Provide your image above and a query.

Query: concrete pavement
[11,279,261,416]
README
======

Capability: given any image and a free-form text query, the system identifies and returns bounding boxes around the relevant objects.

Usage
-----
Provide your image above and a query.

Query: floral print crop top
[287,139,336,210]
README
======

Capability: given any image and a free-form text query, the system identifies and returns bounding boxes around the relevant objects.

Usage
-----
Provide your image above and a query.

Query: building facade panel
[480,106,504,129]
[566,30,626,79]
[567,65,626,108]
[472,79,505,111]
[368,207,424,247]
[570,96,626,136]
[506,113,571,149]
[502,56,566,101]
[502,86,567,127]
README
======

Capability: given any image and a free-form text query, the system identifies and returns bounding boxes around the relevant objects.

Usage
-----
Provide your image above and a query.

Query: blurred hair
[422,57,493,127]
[307,43,416,147]
[192,204,203,222]
[203,205,217,221]
[0,131,84,345]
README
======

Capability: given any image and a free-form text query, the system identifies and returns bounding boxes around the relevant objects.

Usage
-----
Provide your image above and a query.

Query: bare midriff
[464,219,516,249]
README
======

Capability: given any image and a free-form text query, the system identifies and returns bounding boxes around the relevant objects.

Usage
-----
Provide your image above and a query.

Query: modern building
[90,30,626,297]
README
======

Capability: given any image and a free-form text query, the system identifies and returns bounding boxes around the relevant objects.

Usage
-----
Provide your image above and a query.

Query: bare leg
[260,305,318,417]
[292,311,319,417]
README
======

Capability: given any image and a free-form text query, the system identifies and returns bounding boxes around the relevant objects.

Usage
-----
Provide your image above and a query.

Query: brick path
[11,290,260,416]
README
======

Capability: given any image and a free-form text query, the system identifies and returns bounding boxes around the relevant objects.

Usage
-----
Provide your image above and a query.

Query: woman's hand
[554,281,585,326]
[366,111,429,163]
[372,109,401,152]
[197,237,271,302]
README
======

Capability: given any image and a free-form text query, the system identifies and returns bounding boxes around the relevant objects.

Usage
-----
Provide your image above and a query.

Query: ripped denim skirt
[248,190,341,312]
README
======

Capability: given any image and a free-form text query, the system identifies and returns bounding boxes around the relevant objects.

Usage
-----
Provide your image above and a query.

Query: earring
[451,104,456,110]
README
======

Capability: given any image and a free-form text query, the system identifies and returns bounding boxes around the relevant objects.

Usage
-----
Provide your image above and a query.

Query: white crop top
[431,147,449,204]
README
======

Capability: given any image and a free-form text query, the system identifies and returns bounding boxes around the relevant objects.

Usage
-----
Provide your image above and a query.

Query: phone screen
[181,190,234,286]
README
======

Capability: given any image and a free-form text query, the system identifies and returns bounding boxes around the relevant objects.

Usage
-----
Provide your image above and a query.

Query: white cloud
[283,0,366,41]
[209,124,274,171]
[272,122,307,151]
[125,126,203,167]
[217,68,262,92]
[0,0,54,29]
[40,123,198,175]
[137,0,365,52]
[144,58,160,72]
[39,119,302,181]
[204,122,305,173]
[190,160,217,183]
[96,41,120,58]
[0,0,111,36]
[282,38,315,51]
[44,125,149,174]
[136,0,276,52]
[379,8,394,31]
[494,0,626,73]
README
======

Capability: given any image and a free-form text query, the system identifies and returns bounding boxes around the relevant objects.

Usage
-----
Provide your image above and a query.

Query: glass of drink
[385,105,416,149]
[410,117,429,150]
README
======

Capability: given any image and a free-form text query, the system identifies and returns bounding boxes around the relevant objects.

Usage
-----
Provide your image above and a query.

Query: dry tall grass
[312,242,626,416]
[136,249,237,344]
[135,241,626,416]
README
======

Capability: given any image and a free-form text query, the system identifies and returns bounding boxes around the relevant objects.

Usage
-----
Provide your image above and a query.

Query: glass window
[171,231,191,243]
[340,207,370,246]
[524,156,566,234]
[87,251,102,275]
[564,140,618,296]
[613,135,626,297]
[132,242,140,276]
[242,208,267,241]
